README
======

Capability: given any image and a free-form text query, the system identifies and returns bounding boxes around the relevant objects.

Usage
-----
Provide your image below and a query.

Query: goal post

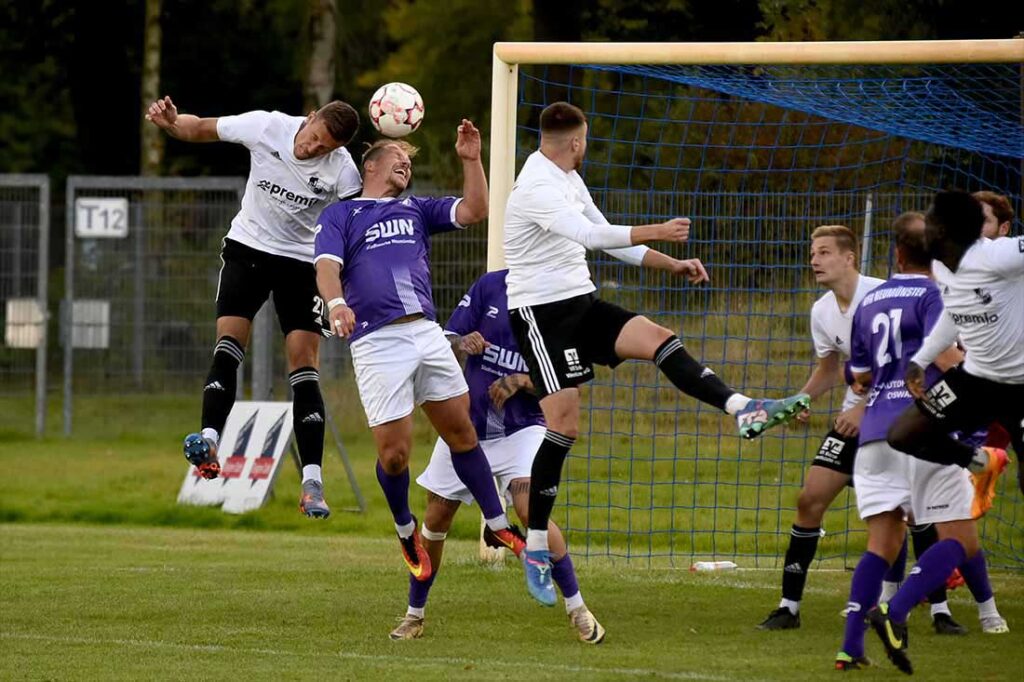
[483,39,1024,568]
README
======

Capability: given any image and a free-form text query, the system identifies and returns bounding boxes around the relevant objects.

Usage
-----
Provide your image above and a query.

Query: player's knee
[796,490,827,523]
[443,424,478,453]
[546,411,579,439]
[378,447,410,475]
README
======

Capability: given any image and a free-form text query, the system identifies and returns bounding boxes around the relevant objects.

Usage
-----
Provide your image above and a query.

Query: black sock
[781,525,821,603]
[527,431,575,532]
[911,523,948,605]
[290,367,325,469]
[654,336,734,412]
[201,336,244,435]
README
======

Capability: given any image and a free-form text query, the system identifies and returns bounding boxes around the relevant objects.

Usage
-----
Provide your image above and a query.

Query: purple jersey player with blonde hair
[313,122,525,584]
[389,269,604,643]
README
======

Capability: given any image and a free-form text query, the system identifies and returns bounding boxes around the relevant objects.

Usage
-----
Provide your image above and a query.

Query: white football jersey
[932,236,1024,383]
[217,111,362,262]
[503,151,606,309]
[810,274,885,409]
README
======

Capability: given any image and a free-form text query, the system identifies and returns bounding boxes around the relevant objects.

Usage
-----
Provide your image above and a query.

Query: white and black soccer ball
[368,82,424,138]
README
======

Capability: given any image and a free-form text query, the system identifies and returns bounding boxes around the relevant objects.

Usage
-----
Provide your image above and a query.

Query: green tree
[357,0,531,186]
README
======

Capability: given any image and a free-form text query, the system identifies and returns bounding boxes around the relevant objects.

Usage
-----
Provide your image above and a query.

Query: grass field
[3,524,1024,681]
[1,395,1022,679]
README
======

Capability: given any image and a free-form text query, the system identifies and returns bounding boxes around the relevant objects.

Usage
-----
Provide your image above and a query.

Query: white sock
[977,597,1000,619]
[564,591,585,613]
[930,601,951,618]
[526,529,549,552]
[396,519,416,538]
[725,393,751,416]
[201,427,219,446]
[779,598,800,615]
[881,580,900,603]
[406,606,424,619]
[484,514,509,532]
[302,464,323,484]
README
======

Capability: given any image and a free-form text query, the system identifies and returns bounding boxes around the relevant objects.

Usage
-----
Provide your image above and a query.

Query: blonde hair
[361,139,419,167]
[811,224,859,256]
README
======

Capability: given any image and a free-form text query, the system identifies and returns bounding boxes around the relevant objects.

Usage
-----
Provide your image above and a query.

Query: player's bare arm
[794,352,842,423]
[454,119,487,225]
[448,332,489,362]
[639,249,710,284]
[314,259,355,338]
[488,373,534,409]
[145,95,220,142]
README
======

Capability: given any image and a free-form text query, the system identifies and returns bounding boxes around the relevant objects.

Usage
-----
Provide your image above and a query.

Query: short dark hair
[315,101,359,144]
[361,139,419,168]
[972,190,1014,226]
[893,211,930,268]
[539,102,587,135]
[926,191,984,249]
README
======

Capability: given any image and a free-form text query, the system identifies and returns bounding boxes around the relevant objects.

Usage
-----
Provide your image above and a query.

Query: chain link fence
[63,176,245,433]
[0,174,50,436]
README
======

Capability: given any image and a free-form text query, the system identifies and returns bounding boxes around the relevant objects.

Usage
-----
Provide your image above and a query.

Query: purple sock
[959,550,993,603]
[450,445,505,521]
[408,570,437,609]
[842,552,888,658]
[884,535,907,583]
[551,553,580,598]
[889,539,966,623]
[375,460,413,527]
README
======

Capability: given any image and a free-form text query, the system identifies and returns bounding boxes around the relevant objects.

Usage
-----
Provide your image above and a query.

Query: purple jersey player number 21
[849,273,945,444]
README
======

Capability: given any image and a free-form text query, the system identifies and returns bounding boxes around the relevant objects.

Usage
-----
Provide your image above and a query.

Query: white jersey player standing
[501,101,810,606]
[757,225,886,630]
[146,95,362,517]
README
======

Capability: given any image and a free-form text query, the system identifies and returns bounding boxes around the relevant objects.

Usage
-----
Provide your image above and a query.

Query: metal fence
[0,174,49,436]
[63,176,245,433]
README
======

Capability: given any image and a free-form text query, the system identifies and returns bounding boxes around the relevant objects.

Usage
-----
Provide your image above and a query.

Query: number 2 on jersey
[871,308,903,368]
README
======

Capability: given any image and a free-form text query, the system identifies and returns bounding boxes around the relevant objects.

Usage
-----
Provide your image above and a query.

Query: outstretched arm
[604,246,710,284]
[145,96,219,142]
[454,120,488,225]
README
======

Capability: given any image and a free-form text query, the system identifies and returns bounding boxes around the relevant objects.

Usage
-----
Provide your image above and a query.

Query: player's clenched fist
[658,218,691,243]
[458,331,489,355]
[329,303,356,339]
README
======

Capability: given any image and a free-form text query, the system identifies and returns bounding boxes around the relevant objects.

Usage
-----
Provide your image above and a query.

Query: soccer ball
[368,82,424,138]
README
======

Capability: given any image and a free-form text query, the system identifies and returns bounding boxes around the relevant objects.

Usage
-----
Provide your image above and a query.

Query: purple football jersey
[446,270,545,441]
[850,274,945,444]
[314,196,461,341]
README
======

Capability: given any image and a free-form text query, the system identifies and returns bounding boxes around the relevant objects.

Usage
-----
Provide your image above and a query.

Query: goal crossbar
[486,38,1024,269]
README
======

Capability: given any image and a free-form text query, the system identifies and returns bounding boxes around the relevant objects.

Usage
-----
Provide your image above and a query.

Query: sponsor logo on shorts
[923,380,958,416]
[564,348,584,374]
[926,503,950,511]
[816,436,846,464]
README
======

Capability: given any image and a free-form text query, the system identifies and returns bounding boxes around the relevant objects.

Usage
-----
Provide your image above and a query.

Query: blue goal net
[515,62,1024,569]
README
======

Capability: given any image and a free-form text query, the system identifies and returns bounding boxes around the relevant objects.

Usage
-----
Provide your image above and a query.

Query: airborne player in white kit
[146,95,362,518]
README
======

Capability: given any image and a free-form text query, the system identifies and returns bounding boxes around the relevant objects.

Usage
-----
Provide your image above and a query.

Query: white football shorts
[349,318,468,427]
[853,440,912,520]
[908,457,974,525]
[416,425,546,505]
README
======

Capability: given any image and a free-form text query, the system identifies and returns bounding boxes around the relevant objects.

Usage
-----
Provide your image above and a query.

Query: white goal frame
[485,38,1024,270]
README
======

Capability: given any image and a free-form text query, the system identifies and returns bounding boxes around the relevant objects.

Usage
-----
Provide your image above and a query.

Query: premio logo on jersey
[365,218,414,243]
[255,179,318,207]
